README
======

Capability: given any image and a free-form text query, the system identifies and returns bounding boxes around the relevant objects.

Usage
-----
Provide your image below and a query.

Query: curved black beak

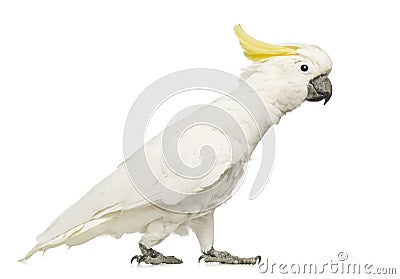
[306,75,332,105]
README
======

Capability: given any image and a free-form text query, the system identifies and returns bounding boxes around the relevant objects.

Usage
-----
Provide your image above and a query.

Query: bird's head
[234,25,332,121]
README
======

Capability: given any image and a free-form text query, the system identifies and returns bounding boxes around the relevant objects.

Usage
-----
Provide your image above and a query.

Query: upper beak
[306,75,332,105]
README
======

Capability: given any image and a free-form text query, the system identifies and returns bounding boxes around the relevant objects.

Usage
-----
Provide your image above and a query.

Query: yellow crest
[234,24,298,61]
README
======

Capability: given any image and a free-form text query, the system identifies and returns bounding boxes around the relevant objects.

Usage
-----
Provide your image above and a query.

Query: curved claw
[131,255,145,264]
[256,255,262,264]
[198,254,206,263]
[138,255,147,264]
[131,255,138,264]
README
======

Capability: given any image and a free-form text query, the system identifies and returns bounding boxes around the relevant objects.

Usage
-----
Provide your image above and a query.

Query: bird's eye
[297,63,311,74]
[300,64,308,72]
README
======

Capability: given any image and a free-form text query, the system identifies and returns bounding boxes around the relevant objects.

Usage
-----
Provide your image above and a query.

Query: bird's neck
[210,88,281,154]
[243,76,286,126]
[209,66,292,154]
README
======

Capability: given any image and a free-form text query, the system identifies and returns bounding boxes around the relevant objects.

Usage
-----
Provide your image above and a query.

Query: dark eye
[300,64,309,72]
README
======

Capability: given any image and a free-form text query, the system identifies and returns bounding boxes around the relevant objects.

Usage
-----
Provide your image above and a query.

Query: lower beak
[306,75,332,105]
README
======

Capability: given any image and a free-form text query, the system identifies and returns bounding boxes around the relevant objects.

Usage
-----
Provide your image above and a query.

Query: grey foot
[198,248,261,265]
[131,243,183,265]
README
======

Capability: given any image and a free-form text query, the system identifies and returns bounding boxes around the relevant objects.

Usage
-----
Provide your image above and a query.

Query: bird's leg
[198,247,261,265]
[194,210,260,265]
[131,219,183,265]
[131,243,183,265]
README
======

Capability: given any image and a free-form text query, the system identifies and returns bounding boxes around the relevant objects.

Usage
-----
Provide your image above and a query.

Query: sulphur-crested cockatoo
[21,25,332,265]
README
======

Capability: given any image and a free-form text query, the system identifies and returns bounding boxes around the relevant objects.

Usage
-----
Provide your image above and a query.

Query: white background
[1,0,399,278]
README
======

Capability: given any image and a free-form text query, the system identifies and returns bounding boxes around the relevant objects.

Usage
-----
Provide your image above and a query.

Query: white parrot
[20,25,332,265]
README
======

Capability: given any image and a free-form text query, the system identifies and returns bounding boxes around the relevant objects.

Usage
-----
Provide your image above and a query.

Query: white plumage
[20,26,332,262]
